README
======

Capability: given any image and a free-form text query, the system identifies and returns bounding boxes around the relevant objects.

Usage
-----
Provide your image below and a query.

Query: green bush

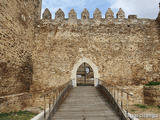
[0,111,37,120]
[131,109,136,112]
[145,81,160,86]
[134,104,148,109]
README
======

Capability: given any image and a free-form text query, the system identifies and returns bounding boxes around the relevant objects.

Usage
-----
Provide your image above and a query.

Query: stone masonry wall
[144,85,160,105]
[31,9,160,91]
[0,0,42,96]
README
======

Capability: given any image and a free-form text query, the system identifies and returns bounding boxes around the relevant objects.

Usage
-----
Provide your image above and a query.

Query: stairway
[52,86,120,120]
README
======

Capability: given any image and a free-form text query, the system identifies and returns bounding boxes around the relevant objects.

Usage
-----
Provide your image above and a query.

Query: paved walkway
[52,86,120,120]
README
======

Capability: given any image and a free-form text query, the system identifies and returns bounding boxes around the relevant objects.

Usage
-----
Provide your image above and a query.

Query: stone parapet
[41,8,156,26]
[144,85,160,105]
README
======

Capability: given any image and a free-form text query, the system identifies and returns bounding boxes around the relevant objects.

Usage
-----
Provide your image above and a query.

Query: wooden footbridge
[32,80,134,120]
[52,86,120,120]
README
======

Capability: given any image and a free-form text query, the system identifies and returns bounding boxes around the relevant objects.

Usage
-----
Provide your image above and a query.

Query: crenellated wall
[30,7,160,91]
[42,7,132,21]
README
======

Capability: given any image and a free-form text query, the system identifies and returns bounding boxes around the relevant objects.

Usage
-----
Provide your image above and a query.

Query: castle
[0,0,160,112]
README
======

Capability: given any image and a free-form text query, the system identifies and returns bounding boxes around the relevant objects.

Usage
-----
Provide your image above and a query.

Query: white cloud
[109,0,159,18]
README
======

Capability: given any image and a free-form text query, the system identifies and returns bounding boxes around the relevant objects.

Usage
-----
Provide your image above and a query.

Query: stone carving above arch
[55,8,65,20]
[69,9,77,19]
[42,8,52,19]
[116,8,125,19]
[105,8,114,20]
[93,8,102,20]
[81,8,90,20]
[71,57,100,87]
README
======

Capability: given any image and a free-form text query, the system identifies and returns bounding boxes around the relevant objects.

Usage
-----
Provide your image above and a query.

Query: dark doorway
[76,62,94,86]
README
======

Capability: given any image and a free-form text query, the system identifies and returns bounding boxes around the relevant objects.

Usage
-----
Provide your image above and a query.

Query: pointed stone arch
[71,57,100,87]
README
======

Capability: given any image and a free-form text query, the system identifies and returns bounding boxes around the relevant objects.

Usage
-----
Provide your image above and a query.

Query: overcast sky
[42,0,160,19]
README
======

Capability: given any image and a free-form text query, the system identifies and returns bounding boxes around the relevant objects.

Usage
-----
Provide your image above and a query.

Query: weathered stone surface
[144,86,160,105]
[0,93,32,113]
[93,8,102,20]
[33,18,160,90]
[68,9,77,25]
[81,8,90,20]
[105,8,114,20]
[128,15,137,19]
[116,8,125,19]
[0,0,41,96]
[42,8,52,19]
[69,9,77,20]
[55,9,65,21]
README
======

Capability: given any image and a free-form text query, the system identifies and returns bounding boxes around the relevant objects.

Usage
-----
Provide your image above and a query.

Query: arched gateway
[71,58,100,87]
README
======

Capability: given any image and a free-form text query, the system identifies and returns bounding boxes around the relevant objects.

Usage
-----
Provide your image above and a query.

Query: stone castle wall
[31,8,160,91]
[144,85,160,105]
[0,0,42,96]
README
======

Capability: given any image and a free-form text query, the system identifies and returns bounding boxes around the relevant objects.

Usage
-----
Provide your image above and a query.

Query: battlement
[42,8,130,20]
[41,8,155,26]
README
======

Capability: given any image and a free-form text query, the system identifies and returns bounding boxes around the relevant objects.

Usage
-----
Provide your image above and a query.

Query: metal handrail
[42,80,73,120]
[98,79,133,120]
[41,80,72,98]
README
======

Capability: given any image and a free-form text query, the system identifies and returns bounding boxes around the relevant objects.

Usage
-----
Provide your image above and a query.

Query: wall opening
[76,62,94,86]
[71,57,99,87]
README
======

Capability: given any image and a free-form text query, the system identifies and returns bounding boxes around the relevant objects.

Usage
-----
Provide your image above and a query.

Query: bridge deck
[52,86,120,120]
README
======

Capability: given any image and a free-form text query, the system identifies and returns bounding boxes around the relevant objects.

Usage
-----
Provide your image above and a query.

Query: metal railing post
[44,95,46,120]
[108,86,110,92]
[121,90,123,110]
[126,94,129,117]
[98,79,133,120]
[36,80,72,120]
[117,88,119,104]
[113,87,116,100]
[111,86,113,96]
[54,93,57,105]
[49,98,51,113]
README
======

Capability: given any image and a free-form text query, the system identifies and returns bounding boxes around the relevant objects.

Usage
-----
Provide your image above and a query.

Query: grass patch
[145,81,160,86]
[0,111,37,120]
[131,109,136,112]
[134,104,148,109]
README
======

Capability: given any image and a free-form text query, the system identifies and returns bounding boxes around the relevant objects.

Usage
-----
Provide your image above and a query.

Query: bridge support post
[94,78,99,87]
[72,79,77,87]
